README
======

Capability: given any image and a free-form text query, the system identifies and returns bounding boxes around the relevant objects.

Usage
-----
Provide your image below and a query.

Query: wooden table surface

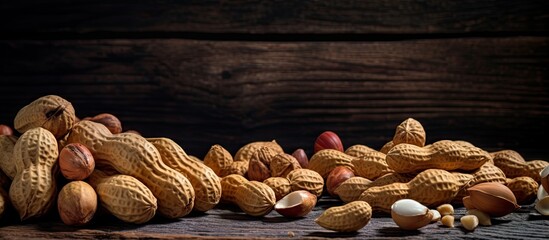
[0,196,547,239]
[1,1,548,239]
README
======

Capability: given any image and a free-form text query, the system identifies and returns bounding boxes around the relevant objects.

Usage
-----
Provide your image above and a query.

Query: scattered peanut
[10,127,58,220]
[235,181,276,216]
[315,201,372,232]
[14,95,76,138]
[460,215,479,231]
[491,150,549,182]
[386,140,491,173]
[466,209,491,226]
[392,118,426,147]
[287,168,324,197]
[234,141,283,163]
[88,169,157,224]
[351,150,393,180]
[248,147,278,182]
[441,215,455,228]
[334,177,372,203]
[263,177,291,201]
[436,204,454,216]
[220,174,248,204]
[203,144,233,177]
[270,153,301,178]
[359,169,460,212]
[148,138,222,212]
[344,144,376,158]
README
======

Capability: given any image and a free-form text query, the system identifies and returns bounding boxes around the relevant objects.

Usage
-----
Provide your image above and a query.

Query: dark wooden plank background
[0,1,548,238]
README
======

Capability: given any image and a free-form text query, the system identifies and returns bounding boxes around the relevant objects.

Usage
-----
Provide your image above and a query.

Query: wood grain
[0,38,548,159]
[1,0,548,34]
[0,197,547,239]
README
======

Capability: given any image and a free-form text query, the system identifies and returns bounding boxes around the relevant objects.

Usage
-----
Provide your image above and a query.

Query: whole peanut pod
[491,150,549,182]
[359,169,460,212]
[88,169,157,224]
[10,127,58,220]
[392,118,426,147]
[0,135,18,179]
[203,144,233,177]
[67,120,194,218]
[234,141,284,163]
[220,174,248,204]
[148,138,222,212]
[235,181,276,217]
[386,140,491,173]
[14,95,76,138]
[351,151,393,180]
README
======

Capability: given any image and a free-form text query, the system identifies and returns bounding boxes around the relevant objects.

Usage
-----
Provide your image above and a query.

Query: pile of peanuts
[0,95,548,233]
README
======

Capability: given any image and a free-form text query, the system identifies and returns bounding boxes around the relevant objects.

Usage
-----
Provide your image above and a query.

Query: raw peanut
[315,201,372,232]
[351,151,393,180]
[314,131,344,153]
[491,150,549,182]
[270,154,301,178]
[84,113,122,134]
[235,181,276,216]
[392,118,426,147]
[506,176,538,204]
[88,169,157,224]
[0,124,13,136]
[287,168,324,197]
[59,143,95,180]
[220,174,248,204]
[460,215,479,231]
[67,120,195,218]
[57,181,97,226]
[466,209,491,226]
[386,140,491,173]
[380,141,394,154]
[148,138,222,212]
[0,135,18,179]
[263,177,291,201]
[248,147,278,182]
[437,204,454,216]
[291,149,309,168]
[221,161,248,177]
[359,169,460,212]
[203,144,233,177]
[234,141,283,163]
[345,144,376,158]
[309,149,355,178]
[334,177,372,203]
[452,163,507,204]
[441,215,455,228]
[326,166,355,196]
[14,95,76,138]
[9,127,58,220]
